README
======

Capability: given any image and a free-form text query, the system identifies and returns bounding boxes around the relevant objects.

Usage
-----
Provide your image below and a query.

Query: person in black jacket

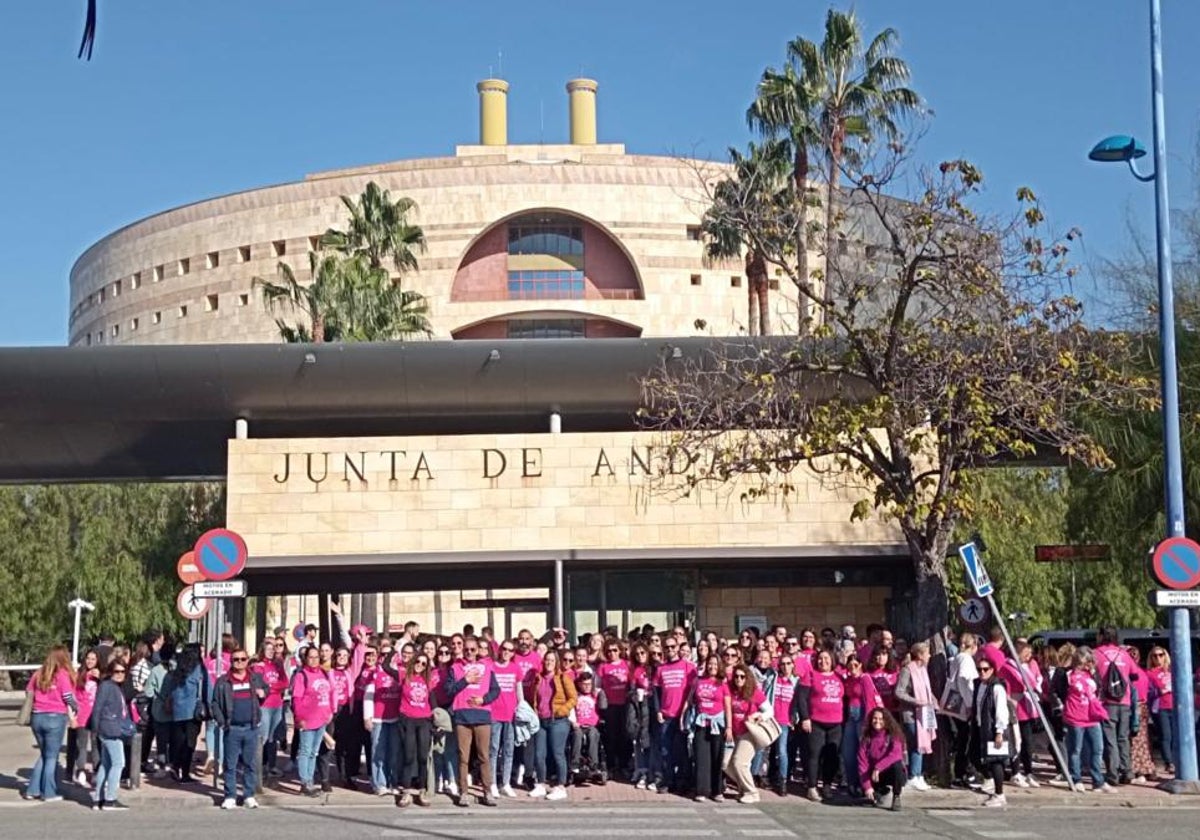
[210,648,267,809]
[89,660,132,811]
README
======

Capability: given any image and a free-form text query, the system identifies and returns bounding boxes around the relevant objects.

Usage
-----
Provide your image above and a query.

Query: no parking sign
[193,528,248,582]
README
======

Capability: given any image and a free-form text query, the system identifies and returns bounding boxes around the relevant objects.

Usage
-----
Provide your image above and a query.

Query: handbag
[745,715,782,751]
[17,692,33,727]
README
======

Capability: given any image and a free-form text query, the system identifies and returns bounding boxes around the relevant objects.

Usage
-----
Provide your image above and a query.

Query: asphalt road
[0,801,1195,840]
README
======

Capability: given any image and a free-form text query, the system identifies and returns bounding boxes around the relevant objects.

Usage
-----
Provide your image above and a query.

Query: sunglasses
[416,659,429,666]
[664,644,678,650]
[502,646,515,653]
[734,674,747,680]
[723,652,738,658]
[979,665,994,672]
[113,668,127,675]
[232,656,249,663]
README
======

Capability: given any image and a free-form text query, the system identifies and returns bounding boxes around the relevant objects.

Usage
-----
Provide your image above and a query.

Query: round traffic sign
[292,623,306,642]
[176,585,211,620]
[193,528,248,582]
[176,551,205,585]
[959,597,988,627]
[1151,536,1200,591]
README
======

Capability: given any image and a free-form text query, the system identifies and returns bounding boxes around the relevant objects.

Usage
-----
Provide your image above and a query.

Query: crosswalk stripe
[737,830,794,837]
[973,833,1040,839]
[383,829,723,837]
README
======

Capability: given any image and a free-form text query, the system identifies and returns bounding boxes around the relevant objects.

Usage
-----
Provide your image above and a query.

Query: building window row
[70,234,322,323]
[506,318,586,340]
[506,269,585,300]
[74,290,257,345]
[508,223,584,257]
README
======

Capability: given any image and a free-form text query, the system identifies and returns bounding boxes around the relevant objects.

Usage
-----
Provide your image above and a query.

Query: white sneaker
[906,776,931,792]
[516,766,525,786]
[635,778,647,790]
[1013,773,1030,789]
[546,785,568,801]
[220,798,238,810]
[1026,775,1040,788]
[529,783,547,798]
[446,781,459,797]
[646,781,658,793]
[75,771,89,788]
[983,793,1007,807]
[501,785,517,798]
[243,797,259,809]
[1071,782,1086,792]
[489,783,500,799]
[980,779,996,794]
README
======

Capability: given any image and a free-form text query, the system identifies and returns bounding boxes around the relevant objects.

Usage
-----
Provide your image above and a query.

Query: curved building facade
[69,80,806,348]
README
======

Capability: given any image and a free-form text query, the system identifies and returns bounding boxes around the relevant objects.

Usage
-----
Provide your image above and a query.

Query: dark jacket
[210,670,268,728]
[89,679,130,740]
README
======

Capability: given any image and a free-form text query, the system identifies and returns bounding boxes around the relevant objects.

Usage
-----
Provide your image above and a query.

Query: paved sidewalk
[0,709,1190,810]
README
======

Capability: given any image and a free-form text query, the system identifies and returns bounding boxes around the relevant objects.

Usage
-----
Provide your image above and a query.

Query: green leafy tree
[254,251,343,343]
[323,181,426,274]
[748,9,922,310]
[642,141,1149,644]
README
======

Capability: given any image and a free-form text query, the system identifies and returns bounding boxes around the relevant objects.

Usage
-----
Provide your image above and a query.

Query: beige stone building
[64,78,909,644]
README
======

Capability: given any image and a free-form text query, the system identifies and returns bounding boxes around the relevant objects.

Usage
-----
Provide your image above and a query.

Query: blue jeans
[1155,709,1176,769]
[297,727,323,786]
[205,721,223,766]
[223,724,259,799]
[490,720,515,788]
[546,717,571,785]
[904,720,923,777]
[842,707,863,787]
[436,725,458,786]
[1067,723,1104,786]
[657,716,685,788]
[369,721,398,792]
[258,706,282,771]
[532,719,550,783]
[28,712,67,799]
[93,737,125,804]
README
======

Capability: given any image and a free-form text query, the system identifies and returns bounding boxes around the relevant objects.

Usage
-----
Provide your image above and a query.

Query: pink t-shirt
[576,691,602,727]
[773,674,797,724]
[1149,666,1174,711]
[693,676,730,717]
[329,667,352,709]
[794,654,814,688]
[869,668,898,712]
[399,675,433,719]
[31,669,76,714]
[1064,669,1101,728]
[847,672,882,711]
[809,671,845,724]
[371,666,402,720]
[451,660,494,713]
[730,687,767,737]
[253,660,288,709]
[1094,645,1137,707]
[490,661,522,723]
[75,674,99,727]
[631,664,652,693]
[597,660,631,705]
[292,666,334,730]
[653,659,693,718]
[513,651,542,680]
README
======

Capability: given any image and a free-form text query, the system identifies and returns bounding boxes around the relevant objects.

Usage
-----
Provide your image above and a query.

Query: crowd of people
[20,613,1186,812]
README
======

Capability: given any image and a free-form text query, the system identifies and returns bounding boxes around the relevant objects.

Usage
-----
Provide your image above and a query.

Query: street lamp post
[1089,0,1197,788]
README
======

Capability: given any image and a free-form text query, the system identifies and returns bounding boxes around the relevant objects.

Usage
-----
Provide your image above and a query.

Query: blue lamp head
[1088,135,1147,163]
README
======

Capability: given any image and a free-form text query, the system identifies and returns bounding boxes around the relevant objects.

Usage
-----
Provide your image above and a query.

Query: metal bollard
[130,731,142,790]
[256,732,265,795]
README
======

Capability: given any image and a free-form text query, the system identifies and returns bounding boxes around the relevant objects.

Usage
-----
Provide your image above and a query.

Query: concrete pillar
[566,78,598,145]
[549,412,562,434]
[554,558,565,629]
[234,417,249,440]
[477,78,509,145]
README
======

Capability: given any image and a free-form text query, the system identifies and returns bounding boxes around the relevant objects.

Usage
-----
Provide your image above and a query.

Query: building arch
[451,310,643,340]
[450,207,645,303]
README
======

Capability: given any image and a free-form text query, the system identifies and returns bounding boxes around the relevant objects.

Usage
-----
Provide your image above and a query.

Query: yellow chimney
[566,78,598,145]
[476,78,509,146]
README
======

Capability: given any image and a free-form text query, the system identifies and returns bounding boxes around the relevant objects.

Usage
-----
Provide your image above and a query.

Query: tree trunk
[748,250,770,337]
[793,146,811,336]
[746,253,757,336]
[824,129,844,314]
[312,313,325,344]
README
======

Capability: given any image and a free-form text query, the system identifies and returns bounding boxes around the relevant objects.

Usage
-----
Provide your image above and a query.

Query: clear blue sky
[2,1,1197,345]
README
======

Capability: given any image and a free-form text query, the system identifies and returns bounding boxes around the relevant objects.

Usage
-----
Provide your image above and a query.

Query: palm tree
[254,252,343,343]
[749,9,921,311]
[322,181,426,274]
[702,141,792,336]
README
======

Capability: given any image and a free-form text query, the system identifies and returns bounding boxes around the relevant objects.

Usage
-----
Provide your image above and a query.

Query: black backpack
[1100,652,1128,703]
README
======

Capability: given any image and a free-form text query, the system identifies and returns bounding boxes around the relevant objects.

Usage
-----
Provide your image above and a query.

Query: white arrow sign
[958,542,994,598]
[193,579,248,599]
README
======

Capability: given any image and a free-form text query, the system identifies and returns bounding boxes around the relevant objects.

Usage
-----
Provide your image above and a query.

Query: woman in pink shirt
[596,641,632,780]
[66,648,101,786]
[867,647,900,714]
[683,654,733,801]
[798,649,844,801]
[858,706,906,810]
[724,663,772,804]
[1146,646,1175,775]
[841,653,881,796]
[23,645,79,802]
[394,652,434,807]
[1009,642,1044,788]
[291,645,335,797]
[771,655,799,796]
[1063,647,1114,793]
[252,639,288,779]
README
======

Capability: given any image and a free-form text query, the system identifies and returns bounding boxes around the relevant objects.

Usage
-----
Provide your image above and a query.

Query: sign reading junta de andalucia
[268,443,742,489]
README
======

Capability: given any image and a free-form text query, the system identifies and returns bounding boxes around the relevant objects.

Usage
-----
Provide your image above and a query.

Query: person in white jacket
[972,659,1012,808]
[941,632,980,787]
